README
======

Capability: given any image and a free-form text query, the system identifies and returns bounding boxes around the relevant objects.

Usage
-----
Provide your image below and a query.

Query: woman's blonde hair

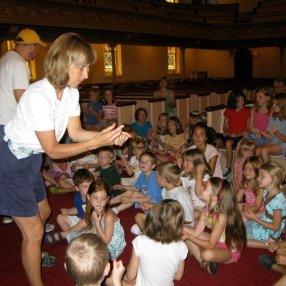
[45,33,96,89]
[143,199,184,244]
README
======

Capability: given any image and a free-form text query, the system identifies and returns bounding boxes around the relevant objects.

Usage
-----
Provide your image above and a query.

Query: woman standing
[153,76,176,115]
[0,33,129,286]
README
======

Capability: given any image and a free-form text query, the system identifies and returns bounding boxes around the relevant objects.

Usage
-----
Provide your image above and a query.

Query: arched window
[1,40,37,80]
[104,44,122,76]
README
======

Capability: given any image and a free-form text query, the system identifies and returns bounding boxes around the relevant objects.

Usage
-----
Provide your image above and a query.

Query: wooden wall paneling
[189,93,200,113]
[199,93,210,113]
[176,95,190,128]
[149,98,165,130]
[117,101,137,126]
[209,91,219,106]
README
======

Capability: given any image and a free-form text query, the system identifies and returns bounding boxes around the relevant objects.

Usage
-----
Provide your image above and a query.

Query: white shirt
[5,78,80,152]
[133,235,188,286]
[0,51,30,125]
[181,174,210,210]
[162,186,194,226]
[189,144,223,178]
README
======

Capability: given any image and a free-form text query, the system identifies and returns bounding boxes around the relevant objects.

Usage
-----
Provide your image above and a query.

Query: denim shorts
[0,141,46,217]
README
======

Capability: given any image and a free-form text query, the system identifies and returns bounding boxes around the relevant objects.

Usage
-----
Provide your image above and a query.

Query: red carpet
[0,192,281,286]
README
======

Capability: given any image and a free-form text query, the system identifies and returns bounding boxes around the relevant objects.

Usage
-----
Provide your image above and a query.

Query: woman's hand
[86,124,131,150]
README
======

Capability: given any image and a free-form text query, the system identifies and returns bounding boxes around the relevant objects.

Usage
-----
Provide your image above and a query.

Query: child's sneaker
[130,224,142,235]
[223,168,231,178]
[45,223,55,233]
[41,252,57,267]
[2,216,13,224]
[112,207,119,214]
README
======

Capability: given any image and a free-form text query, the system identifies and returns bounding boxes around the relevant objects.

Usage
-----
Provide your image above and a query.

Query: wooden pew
[176,95,190,128]
[116,100,137,126]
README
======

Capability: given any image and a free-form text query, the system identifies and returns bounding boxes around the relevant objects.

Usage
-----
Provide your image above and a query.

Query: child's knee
[201,249,215,262]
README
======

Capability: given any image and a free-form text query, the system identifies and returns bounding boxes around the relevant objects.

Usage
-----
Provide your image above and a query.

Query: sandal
[258,255,276,270]
[201,260,217,275]
[45,231,65,244]
[41,252,57,267]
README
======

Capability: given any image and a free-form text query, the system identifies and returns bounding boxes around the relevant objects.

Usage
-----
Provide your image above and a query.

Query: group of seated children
[46,85,286,286]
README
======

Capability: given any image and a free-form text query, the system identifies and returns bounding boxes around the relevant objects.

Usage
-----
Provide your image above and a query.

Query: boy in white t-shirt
[132,161,194,234]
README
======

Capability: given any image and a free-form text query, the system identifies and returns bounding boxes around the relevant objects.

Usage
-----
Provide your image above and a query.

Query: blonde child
[102,88,117,125]
[65,233,125,286]
[244,162,286,248]
[183,178,247,275]
[232,138,255,191]
[154,116,184,163]
[124,200,188,286]
[236,156,264,213]
[180,148,212,220]
[121,136,148,187]
[245,86,272,145]
[85,179,126,260]
[110,151,162,215]
[85,87,103,131]
[94,147,121,197]
[188,122,223,178]
[256,93,286,163]
[148,112,169,151]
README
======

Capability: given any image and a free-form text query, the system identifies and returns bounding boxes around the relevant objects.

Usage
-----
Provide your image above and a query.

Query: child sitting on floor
[124,200,188,286]
[110,151,162,215]
[45,169,94,244]
[120,136,148,187]
[94,146,121,197]
[42,157,75,194]
[133,161,194,235]
[183,178,247,275]
[65,233,125,286]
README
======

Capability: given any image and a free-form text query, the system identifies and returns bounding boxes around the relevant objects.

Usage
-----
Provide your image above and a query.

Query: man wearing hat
[0,28,46,137]
[0,28,56,266]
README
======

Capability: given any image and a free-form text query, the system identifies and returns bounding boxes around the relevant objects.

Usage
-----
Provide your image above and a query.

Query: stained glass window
[168,47,176,71]
[104,44,122,76]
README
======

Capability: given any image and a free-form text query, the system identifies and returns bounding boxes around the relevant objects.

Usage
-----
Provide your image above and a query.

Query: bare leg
[273,274,286,286]
[13,216,45,286]
[135,213,147,230]
[225,139,233,169]
[261,144,282,163]
[57,214,71,231]
[201,248,233,264]
[110,190,134,205]
[247,239,268,249]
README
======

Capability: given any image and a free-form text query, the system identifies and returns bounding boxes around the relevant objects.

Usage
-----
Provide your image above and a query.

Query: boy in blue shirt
[45,169,93,243]
[110,151,162,214]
